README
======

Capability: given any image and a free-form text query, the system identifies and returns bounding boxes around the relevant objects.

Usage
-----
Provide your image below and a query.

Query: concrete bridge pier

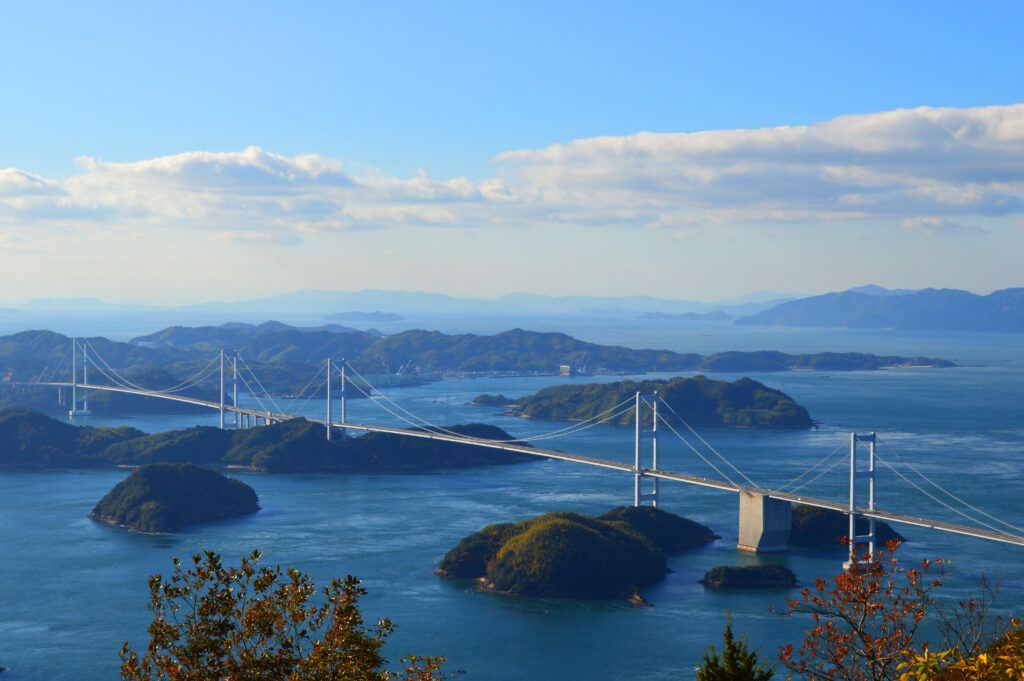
[738,492,791,552]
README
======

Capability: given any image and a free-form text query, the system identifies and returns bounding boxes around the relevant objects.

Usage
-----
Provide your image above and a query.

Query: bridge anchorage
[17,337,1024,569]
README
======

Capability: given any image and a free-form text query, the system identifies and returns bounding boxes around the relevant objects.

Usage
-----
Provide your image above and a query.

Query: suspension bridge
[13,337,1024,564]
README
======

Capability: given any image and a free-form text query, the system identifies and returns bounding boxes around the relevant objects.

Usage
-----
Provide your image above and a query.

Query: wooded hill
[479,375,814,429]
[438,506,719,599]
[0,323,952,417]
[0,408,532,473]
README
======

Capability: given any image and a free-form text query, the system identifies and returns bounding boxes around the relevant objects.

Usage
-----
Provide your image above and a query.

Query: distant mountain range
[737,287,1024,332]
[641,310,734,321]
[325,311,404,322]
[7,285,1024,334]
[11,289,794,320]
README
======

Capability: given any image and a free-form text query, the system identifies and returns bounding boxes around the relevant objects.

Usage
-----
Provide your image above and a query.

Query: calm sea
[1,322,1023,680]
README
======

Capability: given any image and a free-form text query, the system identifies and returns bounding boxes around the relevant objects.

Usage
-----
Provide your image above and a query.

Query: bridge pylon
[844,432,877,569]
[633,391,659,507]
[325,358,349,441]
[219,350,239,430]
[68,337,92,418]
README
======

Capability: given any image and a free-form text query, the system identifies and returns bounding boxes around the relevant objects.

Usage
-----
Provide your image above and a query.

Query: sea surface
[2,322,1023,680]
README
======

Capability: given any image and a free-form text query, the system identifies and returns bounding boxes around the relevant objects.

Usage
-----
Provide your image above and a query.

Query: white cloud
[901,216,988,236]
[1,104,1023,245]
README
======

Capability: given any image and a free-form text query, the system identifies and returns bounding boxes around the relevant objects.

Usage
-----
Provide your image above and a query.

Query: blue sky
[1,1,1022,304]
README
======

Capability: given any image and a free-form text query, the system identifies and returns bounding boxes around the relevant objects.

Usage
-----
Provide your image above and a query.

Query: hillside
[737,287,1024,332]
[0,408,533,473]
[223,420,534,473]
[0,367,218,418]
[482,375,813,429]
[0,325,953,420]
[0,408,143,468]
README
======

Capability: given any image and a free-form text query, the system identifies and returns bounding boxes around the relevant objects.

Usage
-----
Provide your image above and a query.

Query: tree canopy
[120,550,446,681]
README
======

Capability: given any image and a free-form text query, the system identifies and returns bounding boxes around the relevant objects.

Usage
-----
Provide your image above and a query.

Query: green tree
[697,612,774,681]
[120,550,446,681]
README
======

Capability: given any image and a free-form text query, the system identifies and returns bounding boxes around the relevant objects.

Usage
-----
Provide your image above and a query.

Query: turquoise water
[1,325,1023,680]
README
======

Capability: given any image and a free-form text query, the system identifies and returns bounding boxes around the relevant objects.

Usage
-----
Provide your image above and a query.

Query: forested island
[0,324,953,419]
[437,506,719,600]
[89,463,259,532]
[790,505,904,549]
[0,408,533,473]
[474,375,813,429]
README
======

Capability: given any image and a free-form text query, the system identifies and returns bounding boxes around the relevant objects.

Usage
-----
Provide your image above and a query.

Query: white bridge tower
[844,432,877,568]
[219,350,239,430]
[633,391,659,507]
[68,337,92,418]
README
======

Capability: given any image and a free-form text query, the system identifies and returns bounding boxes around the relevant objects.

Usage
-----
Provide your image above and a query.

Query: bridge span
[18,375,1024,553]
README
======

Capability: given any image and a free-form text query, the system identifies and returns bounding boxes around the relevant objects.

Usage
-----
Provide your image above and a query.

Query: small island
[701,563,797,589]
[89,463,259,532]
[437,506,719,600]
[469,393,518,407]
[474,375,813,429]
[789,505,904,549]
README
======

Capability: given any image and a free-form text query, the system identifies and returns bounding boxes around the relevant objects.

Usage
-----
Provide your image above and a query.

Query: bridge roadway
[23,381,1024,548]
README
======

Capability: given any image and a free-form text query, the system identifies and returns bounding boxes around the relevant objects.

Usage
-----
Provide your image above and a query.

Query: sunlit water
[2,324,1023,680]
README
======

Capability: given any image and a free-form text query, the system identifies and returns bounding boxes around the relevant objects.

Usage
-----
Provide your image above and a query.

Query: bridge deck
[19,381,1024,548]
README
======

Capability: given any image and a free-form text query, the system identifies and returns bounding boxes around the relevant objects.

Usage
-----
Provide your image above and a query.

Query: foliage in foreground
[778,542,947,681]
[120,550,445,681]
[697,612,774,681]
[777,542,1016,681]
[897,625,1024,680]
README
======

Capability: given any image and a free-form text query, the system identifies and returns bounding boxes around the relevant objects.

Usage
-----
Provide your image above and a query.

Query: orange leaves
[777,543,949,681]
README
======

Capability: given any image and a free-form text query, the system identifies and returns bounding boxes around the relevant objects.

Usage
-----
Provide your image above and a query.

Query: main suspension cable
[776,441,848,492]
[785,452,848,495]
[236,354,284,415]
[655,414,737,486]
[657,398,758,487]
[282,362,327,415]
[84,340,219,394]
[874,452,1007,535]
[338,361,637,442]
[875,439,1024,534]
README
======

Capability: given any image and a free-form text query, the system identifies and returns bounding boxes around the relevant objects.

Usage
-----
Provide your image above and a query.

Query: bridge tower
[844,432,877,569]
[68,337,92,418]
[326,358,333,440]
[219,350,239,430]
[633,392,659,507]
